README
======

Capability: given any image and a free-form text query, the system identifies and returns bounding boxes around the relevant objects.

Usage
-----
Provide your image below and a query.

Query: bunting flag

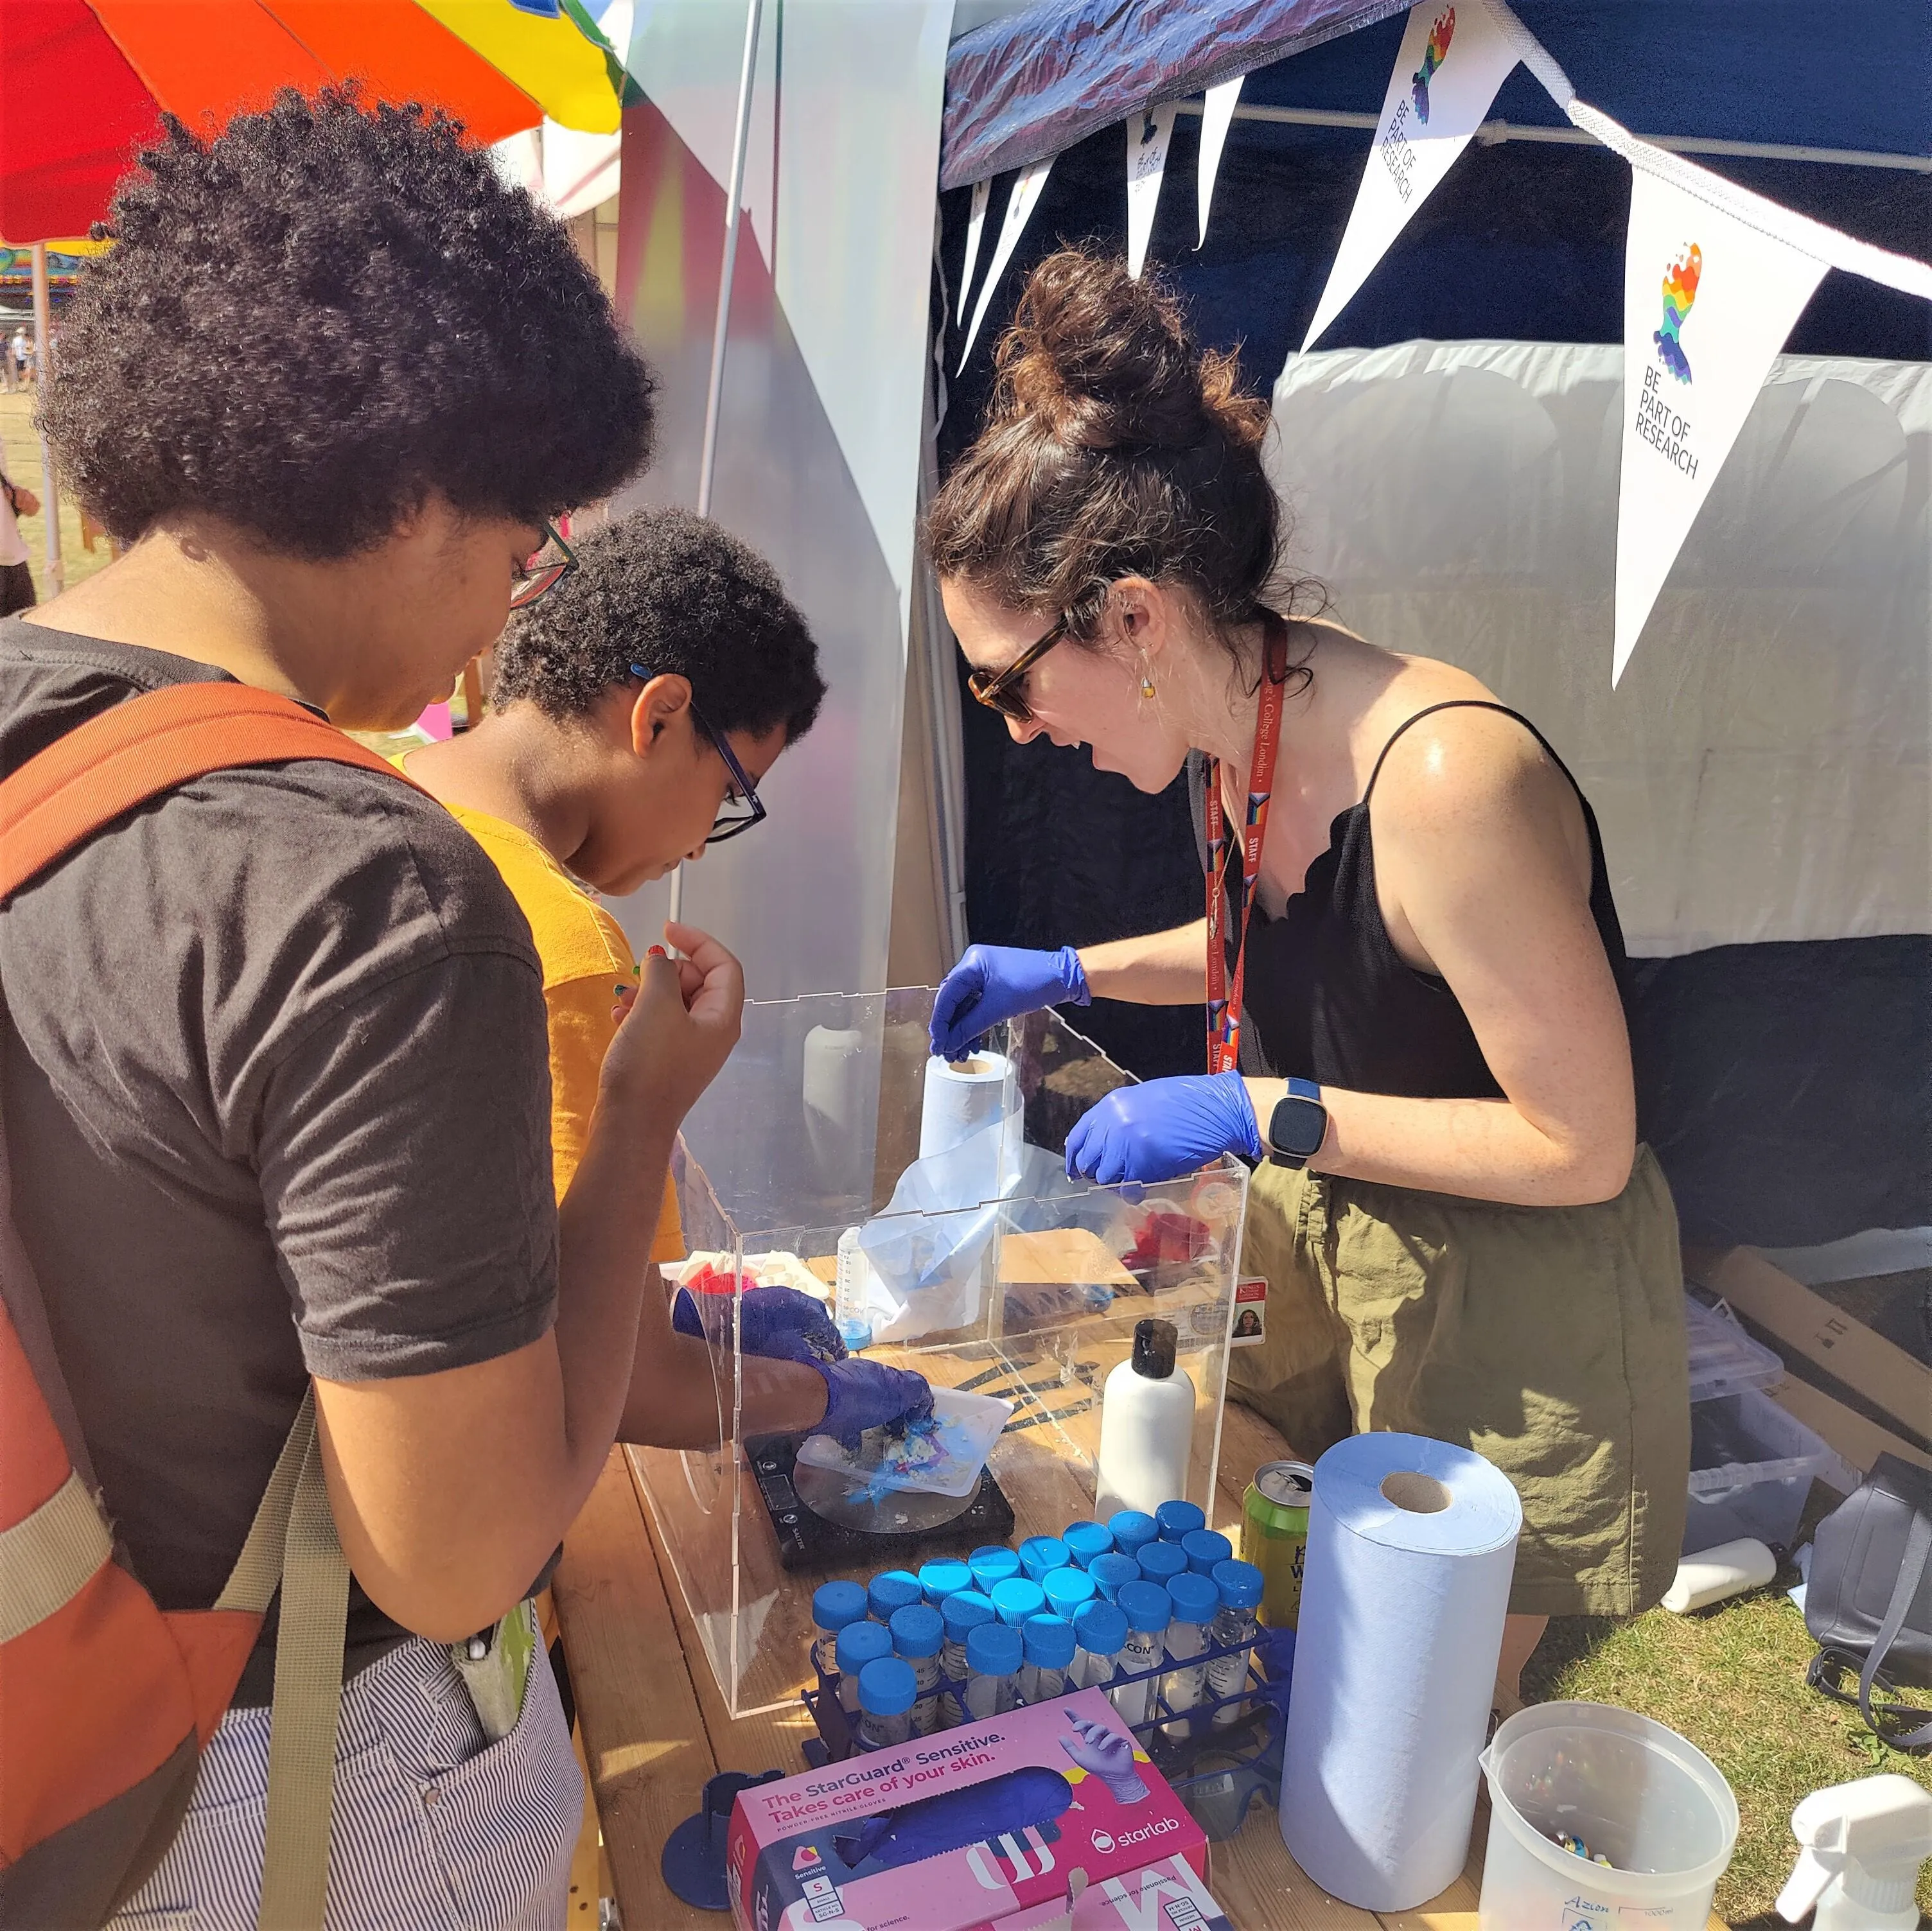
[1612,168,1827,684]
[1196,74,1243,249]
[958,177,991,322]
[959,155,1053,369]
[1300,0,1518,350]
[1125,101,1180,280]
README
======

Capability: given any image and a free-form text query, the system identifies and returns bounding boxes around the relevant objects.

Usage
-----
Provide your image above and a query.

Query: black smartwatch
[1267,1077,1328,1169]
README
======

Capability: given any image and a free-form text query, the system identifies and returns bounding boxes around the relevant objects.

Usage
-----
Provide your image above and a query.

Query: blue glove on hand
[1059,1715,1150,1804]
[670,1284,847,1364]
[929,943,1090,1061]
[1064,1070,1262,1185]
[808,1359,935,1451]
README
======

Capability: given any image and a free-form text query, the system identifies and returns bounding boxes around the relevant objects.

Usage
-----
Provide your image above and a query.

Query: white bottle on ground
[1094,1320,1195,1519]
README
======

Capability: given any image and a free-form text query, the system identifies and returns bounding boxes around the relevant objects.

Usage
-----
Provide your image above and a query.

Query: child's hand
[601,925,744,1124]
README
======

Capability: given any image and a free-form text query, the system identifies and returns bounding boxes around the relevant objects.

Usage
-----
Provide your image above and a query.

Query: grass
[1,389,112,602]
[1524,1540,1932,1927]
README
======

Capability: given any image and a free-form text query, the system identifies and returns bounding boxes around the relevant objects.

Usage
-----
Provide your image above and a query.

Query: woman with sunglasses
[403,505,933,1449]
[926,247,1688,1704]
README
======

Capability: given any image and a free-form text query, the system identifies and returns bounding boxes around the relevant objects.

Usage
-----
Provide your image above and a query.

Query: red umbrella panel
[1,0,546,244]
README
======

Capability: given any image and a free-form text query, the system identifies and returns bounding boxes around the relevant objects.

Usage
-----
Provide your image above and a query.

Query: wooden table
[556,1401,1508,1930]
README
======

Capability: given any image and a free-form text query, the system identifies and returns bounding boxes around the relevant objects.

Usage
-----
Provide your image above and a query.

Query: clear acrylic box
[633,988,1250,1718]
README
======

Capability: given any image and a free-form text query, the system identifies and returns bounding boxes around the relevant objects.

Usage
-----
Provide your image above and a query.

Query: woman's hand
[1064,1071,1261,1185]
[929,943,1090,1059]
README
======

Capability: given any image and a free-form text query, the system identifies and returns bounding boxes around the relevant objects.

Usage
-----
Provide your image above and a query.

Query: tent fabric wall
[942,0,1932,189]
[606,3,949,1000]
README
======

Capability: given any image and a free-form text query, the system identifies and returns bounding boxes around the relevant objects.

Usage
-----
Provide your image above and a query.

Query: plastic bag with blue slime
[796,1383,1012,1501]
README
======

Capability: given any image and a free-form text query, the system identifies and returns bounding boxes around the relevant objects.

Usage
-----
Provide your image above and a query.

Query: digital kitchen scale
[746,1431,1015,1573]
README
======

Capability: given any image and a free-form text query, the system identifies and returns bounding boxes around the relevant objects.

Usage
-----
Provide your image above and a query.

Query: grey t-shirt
[0,619,559,1704]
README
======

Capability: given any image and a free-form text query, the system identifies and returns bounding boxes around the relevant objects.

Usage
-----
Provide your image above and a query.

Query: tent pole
[674,0,762,928]
[30,244,63,596]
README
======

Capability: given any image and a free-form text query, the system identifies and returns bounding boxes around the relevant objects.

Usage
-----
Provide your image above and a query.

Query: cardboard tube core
[1381,1471,1452,1514]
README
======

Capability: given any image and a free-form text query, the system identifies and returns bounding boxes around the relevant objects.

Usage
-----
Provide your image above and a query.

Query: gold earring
[1139,670,1156,700]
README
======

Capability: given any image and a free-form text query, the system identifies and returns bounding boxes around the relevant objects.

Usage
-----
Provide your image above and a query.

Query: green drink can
[1240,1460,1313,1629]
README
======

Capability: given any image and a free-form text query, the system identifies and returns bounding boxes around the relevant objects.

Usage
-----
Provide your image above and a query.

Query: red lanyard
[1204,622,1285,1075]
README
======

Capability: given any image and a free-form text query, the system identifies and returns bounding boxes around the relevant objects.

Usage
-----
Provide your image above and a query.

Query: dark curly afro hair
[492,507,825,744]
[42,87,656,557]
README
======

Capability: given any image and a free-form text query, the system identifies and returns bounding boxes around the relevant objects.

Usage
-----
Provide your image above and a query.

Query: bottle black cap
[1131,1318,1177,1379]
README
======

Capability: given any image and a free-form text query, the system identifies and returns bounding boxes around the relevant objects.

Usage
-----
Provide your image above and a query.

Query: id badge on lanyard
[1204,621,1287,1075]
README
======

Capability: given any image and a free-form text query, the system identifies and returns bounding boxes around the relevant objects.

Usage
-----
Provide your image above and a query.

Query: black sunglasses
[967,614,1070,723]
[631,665,768,844]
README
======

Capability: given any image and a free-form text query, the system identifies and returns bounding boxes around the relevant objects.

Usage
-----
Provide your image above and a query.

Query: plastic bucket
[1477,1702,1738,1929]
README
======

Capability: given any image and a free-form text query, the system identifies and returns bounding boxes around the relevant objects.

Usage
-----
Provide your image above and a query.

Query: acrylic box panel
[631,988,1250,1719]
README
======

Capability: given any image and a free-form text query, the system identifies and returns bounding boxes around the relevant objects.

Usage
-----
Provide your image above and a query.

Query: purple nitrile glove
[807,1359,934,1452]
[1059,1715,1149,1804]
[929,944,1090,1061]
[1064,1070,1262,1186]
[671,1284,848,1365]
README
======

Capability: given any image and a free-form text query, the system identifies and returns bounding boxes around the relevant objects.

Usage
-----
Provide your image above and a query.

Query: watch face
[1271,1095,1326,1160]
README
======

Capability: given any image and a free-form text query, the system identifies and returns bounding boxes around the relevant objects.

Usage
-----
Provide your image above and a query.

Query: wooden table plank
[553,1449,719,1931]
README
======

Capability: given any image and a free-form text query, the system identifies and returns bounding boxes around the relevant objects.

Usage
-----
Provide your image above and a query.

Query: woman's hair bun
[992,246,1267,456]
[927,240,1315,658]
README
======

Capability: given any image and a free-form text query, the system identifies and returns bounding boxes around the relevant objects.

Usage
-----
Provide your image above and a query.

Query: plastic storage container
[630,989,1251,1718]
[1683,1295,1785,1403]
[1684,1387,1854,1555]
[1479,1702,1738,1929]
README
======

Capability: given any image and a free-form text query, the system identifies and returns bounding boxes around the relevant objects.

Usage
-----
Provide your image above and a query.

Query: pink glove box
[726,1687,1223,1931]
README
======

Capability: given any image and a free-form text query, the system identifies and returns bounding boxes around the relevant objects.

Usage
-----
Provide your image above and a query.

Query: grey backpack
[1804,1455,1932,1749]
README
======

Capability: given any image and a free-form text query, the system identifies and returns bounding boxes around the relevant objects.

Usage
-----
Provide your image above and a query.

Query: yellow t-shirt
[405,775,683,1263]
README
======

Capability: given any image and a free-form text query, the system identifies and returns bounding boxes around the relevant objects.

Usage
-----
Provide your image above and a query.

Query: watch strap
[1268,1078,1328,1169]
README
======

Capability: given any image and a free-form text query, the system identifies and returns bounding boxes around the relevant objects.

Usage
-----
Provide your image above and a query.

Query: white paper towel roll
[1280,1431,1521,1911]
[918,1052,1017,1199]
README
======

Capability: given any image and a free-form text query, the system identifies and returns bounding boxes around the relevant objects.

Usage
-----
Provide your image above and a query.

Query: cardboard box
[726,1687,1225,1931]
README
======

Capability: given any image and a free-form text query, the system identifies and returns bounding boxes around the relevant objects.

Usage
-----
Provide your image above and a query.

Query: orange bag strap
[0,681,419,905]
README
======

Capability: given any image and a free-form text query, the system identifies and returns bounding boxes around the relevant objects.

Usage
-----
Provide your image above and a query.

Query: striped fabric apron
[108,1636,580,1931]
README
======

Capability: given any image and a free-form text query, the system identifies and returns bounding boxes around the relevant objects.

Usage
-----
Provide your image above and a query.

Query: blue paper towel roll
[1279,1431,1520,1911]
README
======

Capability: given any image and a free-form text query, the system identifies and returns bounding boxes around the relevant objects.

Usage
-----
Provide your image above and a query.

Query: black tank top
[1189,701,1633,1099]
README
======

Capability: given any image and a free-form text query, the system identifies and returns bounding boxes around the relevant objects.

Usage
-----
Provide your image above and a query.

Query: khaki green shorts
[1229,1146,1689,1618]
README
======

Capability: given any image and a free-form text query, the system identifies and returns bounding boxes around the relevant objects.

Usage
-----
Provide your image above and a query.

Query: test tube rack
[797,1625,1292,1842]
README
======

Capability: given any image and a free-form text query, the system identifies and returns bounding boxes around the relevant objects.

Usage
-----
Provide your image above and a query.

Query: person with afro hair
[0,91,836,1928]
[401,505,926,1448]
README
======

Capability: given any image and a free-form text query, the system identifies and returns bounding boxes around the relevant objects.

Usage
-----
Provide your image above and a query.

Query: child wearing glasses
[401,506,931,1448]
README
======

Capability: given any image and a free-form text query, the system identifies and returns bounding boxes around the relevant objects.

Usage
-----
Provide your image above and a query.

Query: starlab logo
[1654,242,1702,383]
[1411,8,1455,123]
[1089,1829,1116,1853]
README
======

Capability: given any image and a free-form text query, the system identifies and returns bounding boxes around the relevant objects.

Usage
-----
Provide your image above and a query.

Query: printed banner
[958,177,990,322]
[1197,74,1244,249]
[1612,168,1827,683]
[1127,102,1180,280]
[959,155,1054,369]
[1300,1,1518,350]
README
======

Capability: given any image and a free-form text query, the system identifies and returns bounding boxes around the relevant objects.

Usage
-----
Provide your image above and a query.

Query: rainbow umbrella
[1,0,628,244]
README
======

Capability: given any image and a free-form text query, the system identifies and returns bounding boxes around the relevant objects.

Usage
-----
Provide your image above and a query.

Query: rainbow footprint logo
[1654,243,1702,383]
[1412,8,1455,123]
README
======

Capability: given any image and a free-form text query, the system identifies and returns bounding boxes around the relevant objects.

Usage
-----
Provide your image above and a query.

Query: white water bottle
[1094,1320,1195,1519]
